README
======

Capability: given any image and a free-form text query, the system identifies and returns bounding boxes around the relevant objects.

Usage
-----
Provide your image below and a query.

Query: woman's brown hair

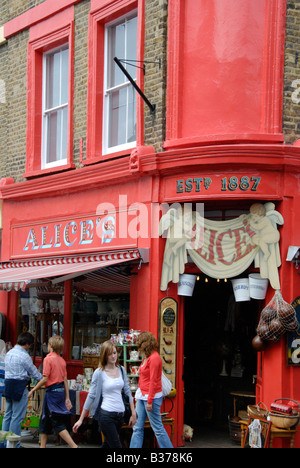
[98,340,119,370]
[136,331,158,358]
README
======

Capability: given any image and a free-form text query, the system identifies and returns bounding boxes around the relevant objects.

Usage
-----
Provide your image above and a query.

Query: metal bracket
[114,57,156,114]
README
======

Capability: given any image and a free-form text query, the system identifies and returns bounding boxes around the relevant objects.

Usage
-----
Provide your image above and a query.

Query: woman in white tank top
[73,340,136,447]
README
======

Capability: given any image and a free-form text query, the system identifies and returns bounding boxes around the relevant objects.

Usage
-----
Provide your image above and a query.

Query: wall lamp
[286,246,300,270]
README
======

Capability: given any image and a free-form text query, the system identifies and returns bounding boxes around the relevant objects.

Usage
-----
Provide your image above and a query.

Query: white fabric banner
[159,203,283,291]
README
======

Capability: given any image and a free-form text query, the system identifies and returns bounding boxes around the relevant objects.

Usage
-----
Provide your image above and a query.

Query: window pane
[108,23,125,88]
[19,285,64,359]
[126,16,138,80]
[61,106,68,160]
[46,108,68,163]
[43,46,69,166]
[71,294,129,360]
[46,51,60,109]
[108,87,127,147]
[107,16,138,89]
[47,111,59,163]
[114,23,126,86]
[61,48,69,104]
[108,85,136,147]
[127,85,136,142]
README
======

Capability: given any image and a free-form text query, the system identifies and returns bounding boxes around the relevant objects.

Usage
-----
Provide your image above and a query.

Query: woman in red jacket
[130,332,173,448]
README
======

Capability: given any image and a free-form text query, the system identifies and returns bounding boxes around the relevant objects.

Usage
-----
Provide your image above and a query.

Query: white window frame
[102,12,137,155]
[41,45,69,169]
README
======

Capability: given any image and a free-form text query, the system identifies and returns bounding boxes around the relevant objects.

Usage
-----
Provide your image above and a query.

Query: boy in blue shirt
[2,332,42,446]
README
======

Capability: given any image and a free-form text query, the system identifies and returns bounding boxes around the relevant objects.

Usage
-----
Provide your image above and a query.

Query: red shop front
[0,172,160,431]
[0,171,154,352]
[153,146,300,447]
[1,149,300,447]
[1,152,300,445]
[1,0,300,450]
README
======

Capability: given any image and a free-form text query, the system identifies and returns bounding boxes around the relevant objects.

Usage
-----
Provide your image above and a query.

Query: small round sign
[163,307,175,327]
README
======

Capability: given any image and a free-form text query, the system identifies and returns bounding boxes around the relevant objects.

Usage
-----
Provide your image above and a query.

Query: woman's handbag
[122,391,131,425]
[120,367,131,424]
[161,372,172,397]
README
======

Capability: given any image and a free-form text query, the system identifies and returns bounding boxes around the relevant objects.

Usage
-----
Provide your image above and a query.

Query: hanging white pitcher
[231,278,250,302]
[249,274,269,300]
[177,274,197,296]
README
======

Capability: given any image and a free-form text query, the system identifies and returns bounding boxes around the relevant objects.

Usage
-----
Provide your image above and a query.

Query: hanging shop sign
[287,297,300,366]
[10,210,139,259]
[159,202,284,291]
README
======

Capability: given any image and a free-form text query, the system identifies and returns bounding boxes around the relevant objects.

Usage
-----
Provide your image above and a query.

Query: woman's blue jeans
[2,388,28,448]
[130,397,173,448]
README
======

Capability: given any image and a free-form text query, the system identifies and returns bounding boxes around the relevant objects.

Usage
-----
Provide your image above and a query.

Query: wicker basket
[269,399,300,429]
[269,413,299,429]
[247,402,269,420]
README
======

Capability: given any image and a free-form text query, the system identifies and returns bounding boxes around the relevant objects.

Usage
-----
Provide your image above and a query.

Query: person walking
[130,331,173,448]
[28,335,78,448]
[73,340,136,448]
[2,332,42,447]
[0,340,5,410]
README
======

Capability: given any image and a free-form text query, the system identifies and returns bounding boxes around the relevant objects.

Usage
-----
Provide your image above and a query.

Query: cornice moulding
[1,143,299,201]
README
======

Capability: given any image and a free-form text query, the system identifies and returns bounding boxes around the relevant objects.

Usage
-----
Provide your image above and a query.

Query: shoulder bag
[120,366,131,424]
[161,372,172,397]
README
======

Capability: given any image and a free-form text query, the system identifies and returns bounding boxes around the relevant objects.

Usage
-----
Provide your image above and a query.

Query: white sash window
[103,13,137,154]
[42,45,69,168]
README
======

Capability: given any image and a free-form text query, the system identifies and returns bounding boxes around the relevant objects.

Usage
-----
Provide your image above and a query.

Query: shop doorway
[183,274,259,436]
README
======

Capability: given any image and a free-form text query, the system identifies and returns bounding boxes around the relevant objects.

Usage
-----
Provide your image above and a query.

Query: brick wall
[0,2,47,180]
[0,29,28,182]
[2,0,45,23]
[0,1,8,179]
[73,0,90,166]
[0,0,168,181]
[282,1,300,144]
[143,0,168,152]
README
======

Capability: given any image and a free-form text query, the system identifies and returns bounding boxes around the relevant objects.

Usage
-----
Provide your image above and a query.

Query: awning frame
[0,249,145,292]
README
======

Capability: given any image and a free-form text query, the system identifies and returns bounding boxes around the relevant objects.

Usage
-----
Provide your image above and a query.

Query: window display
[71,292,129,361]
[19,283,64,357]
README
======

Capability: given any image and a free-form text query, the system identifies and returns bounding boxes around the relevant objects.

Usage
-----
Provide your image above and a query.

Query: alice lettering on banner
[159,203,283,291]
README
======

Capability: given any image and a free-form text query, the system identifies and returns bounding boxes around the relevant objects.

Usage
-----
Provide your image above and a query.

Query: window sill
[82,148,134,166]
[23,162,75,179]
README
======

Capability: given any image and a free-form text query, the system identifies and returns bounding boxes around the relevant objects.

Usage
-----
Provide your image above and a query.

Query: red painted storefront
[1,0,300,447]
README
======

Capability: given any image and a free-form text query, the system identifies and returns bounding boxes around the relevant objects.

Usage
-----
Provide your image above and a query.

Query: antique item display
[159,297,178,389]
[256,291,298,345]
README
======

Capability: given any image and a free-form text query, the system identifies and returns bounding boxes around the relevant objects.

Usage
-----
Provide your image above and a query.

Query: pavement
[17,426,241,448]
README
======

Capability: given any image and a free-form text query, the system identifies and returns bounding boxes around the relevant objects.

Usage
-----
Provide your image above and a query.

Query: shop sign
[162,173,281,201]
[287,297,300,366]
[11,210,139,259]
[176,176,262,194]
[159,202,284,291]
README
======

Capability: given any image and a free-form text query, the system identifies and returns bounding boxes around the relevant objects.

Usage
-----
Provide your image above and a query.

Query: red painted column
[63,280,72,361]
[0,291,8,340]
